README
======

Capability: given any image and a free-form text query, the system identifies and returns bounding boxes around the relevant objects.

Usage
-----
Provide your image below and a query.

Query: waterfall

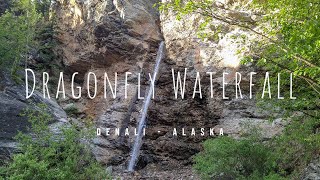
[127,41,165,172]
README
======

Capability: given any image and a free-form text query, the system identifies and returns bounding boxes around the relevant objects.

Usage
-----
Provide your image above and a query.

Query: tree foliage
[0,104,109,180]
[249,0,320,120]
[194,136,278,179]
[158,0,320,132]
[0,0,54,78]
[0,0,39,72]
[158,0,320,103]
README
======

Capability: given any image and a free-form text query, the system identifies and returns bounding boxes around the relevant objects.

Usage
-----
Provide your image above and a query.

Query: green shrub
[0,104,110,180]
[193,135,278,180]
[270,116,320,178]
[193,115,320,179]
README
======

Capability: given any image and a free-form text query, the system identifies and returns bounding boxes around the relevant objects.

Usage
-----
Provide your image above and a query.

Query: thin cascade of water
[127,41,165,172]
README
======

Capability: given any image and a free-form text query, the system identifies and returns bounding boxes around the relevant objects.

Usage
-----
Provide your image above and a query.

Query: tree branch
[193,3,319,68]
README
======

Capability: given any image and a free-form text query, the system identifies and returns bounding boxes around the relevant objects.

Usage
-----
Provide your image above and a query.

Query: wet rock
[135,153,155,170]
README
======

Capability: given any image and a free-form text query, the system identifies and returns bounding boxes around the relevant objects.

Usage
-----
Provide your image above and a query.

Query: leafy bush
[270,116,320,178]
[193,135,277,179]
[194,115,320,179]
[0,104,109,180]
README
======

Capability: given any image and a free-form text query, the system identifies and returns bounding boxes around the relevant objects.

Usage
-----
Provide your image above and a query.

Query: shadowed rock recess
[0,0,287,179]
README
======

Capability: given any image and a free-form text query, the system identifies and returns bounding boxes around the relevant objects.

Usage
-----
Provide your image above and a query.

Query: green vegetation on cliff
[194,116,320,179]
[0,2,108,178]
[0,0,39,73]
[0,104,109,180]
[0,0,56,79]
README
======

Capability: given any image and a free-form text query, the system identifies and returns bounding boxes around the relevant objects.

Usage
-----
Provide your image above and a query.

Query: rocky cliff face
[49,0,283,178]
[53,0,161,75]
[0,71,68,164]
